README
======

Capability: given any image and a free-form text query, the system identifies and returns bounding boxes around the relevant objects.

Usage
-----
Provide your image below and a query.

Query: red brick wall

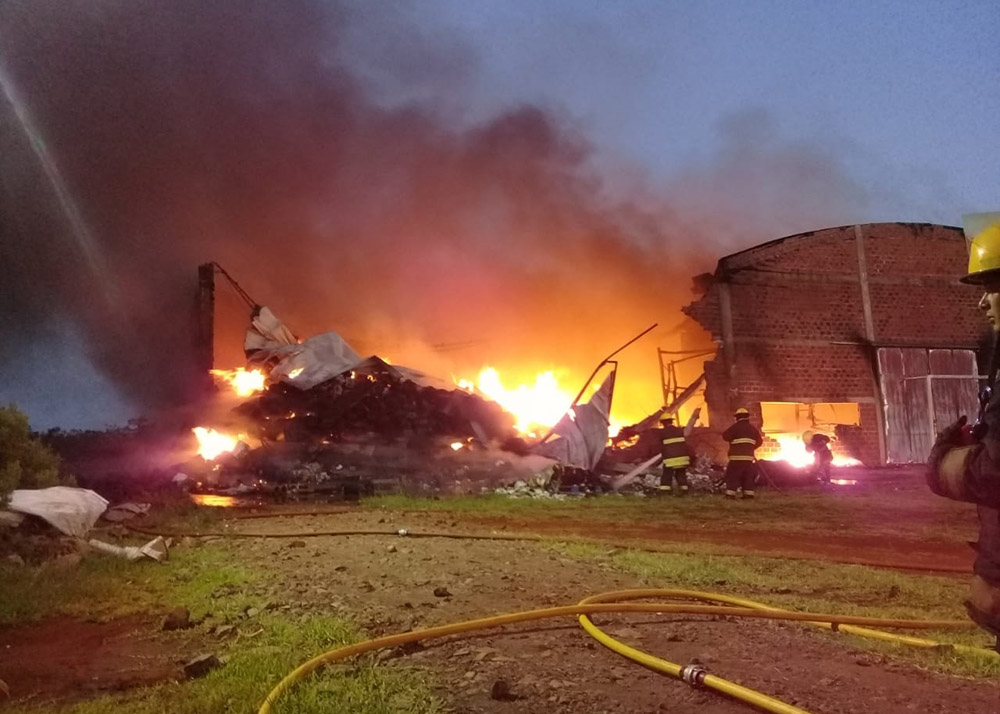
[685,223,986,465]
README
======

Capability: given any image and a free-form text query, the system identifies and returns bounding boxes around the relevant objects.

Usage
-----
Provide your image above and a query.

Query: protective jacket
[661,424,690,468]
[928,389,1000,585]
[723,419,763,462]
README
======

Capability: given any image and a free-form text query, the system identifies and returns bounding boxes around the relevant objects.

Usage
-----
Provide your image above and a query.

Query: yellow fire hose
[256,588,994,714]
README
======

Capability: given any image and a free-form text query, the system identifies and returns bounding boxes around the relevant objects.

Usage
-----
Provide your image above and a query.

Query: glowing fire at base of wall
[764,434,861,468]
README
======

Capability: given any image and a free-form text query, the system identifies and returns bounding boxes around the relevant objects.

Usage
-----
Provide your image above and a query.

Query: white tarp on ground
[245,306,447,390]
[8,487,108,537]
[534,373,615,470]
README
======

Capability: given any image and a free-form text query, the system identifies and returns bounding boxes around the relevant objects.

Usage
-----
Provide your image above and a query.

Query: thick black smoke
[0,1,870,427]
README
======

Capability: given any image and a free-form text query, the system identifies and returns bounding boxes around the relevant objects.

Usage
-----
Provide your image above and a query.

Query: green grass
[0,545,254,626]
[547,541,1000,677]
[366,488,978,545]
[3,541,441,714]
[53,614,441,714]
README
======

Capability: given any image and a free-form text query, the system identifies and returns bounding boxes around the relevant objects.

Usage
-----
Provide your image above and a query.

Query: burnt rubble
[232,368,520,448]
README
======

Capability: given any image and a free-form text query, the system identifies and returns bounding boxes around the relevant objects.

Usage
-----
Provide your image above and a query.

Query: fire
[192,427,239,460]
[190,494,240,507]
[450,442,464,451]
[210,367,266,397]
[768,434,861,468]
[469,367,575,435]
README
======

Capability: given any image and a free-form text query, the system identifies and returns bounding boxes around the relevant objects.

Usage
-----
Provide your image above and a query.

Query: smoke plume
[0,1,871,428]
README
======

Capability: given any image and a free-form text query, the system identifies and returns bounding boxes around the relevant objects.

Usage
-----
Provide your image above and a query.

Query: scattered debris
[183,654,222,679]
[493,480,566,500]
[433,586,452,598]
[88,536,169,563]
[102,502,151,523]
[161,607,192,631]
[490,679,518,701]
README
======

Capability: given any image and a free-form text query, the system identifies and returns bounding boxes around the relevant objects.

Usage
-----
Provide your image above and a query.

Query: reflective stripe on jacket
[723,419,763,462]
[661,425,690,468]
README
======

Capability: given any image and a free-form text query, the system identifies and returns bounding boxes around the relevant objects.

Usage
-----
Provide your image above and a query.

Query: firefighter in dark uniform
[805,430,833,484]
[926,213,1000,642]
[659,413,690,496]
[723,407,763,499]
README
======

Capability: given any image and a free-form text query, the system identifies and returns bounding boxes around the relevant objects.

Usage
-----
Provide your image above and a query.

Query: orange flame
[769,434,861,467]
[210,367,266,397]
[455,367,574,435]
[192,427,239,460]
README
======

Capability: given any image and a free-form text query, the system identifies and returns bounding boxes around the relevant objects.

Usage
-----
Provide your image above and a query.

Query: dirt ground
[0,616,195,704]
[3,491,998,713]
[205,509,999,714]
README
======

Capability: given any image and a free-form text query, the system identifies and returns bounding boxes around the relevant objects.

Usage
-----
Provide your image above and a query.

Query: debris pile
[233,367,518,447]
[493,480,568,500]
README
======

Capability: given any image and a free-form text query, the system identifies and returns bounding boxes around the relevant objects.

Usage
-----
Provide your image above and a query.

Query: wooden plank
[877,348,909,463]
[901,348,931,462]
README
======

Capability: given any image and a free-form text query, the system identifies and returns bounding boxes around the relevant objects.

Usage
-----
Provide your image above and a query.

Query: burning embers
[210,367,266,397]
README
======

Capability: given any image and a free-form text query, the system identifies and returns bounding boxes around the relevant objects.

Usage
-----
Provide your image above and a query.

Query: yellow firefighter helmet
[659,411,674,423]
[962,214,1000,285]
[734,407,749,418]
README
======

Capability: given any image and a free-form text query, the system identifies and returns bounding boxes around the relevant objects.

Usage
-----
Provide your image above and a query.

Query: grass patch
[49,613,441,714]
[547,541,1000,677]
[367,489,978,545]
[0,546,253,626]
[3,541,441,714]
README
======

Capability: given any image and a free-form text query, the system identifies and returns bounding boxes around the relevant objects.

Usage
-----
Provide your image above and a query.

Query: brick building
[683,222,987,465]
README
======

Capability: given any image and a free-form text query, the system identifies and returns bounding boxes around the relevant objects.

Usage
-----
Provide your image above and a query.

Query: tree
[0,405,66,503]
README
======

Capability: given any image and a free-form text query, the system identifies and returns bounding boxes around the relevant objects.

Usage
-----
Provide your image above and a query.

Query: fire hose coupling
[679,663,708,687]
[397,528,408,537]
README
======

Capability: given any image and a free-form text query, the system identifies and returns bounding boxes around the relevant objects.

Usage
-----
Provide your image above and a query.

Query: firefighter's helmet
[962,214,1000,285]
[659,412,674,423]
[734,407,749,419]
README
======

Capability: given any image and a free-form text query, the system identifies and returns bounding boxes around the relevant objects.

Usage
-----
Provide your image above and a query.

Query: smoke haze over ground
[1,1,878,429]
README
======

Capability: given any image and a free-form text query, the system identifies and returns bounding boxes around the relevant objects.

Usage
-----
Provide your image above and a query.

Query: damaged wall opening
[683,223,985,465]
[758,402,861,465]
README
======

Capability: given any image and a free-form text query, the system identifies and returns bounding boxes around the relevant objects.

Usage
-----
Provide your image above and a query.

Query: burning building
[684,222,985,465]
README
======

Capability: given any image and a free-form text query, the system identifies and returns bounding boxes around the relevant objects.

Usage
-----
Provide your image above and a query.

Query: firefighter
[805,430,833,484]
[659,412,690,496]
[926,213,1000,641]
[723,407,763,499]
